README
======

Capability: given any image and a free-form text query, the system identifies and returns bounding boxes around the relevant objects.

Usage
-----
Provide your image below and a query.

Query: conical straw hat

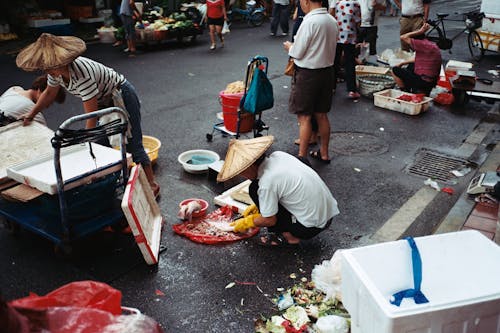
[217,135,274,182]
[16,33,86,72]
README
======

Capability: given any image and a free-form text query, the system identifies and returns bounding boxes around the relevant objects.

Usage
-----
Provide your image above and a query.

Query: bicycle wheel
[250,12,264,26]
[468,30,484,61]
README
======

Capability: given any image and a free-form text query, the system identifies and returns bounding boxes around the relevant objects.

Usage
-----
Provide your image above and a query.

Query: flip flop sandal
[309,150,331,164]
[259,233,299,247]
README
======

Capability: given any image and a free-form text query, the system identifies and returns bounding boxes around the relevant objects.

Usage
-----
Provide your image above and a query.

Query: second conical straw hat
[217,135,274,182]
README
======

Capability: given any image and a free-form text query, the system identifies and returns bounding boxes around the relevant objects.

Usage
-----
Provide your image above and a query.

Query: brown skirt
[289,65,334,115]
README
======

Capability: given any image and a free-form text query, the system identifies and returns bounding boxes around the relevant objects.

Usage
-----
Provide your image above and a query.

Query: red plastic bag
[9,281,122,315]
[434,92,454,105]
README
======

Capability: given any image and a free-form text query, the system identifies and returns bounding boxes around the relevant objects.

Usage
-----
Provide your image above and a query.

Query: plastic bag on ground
[311,250,343,302]
[9,281,122,315]
[314,315,349,333]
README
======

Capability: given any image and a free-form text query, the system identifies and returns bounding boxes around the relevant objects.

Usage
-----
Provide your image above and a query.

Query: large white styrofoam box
[341,230,500,333]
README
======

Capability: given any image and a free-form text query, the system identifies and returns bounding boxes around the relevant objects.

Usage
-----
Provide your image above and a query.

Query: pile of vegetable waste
[254,282,350,333]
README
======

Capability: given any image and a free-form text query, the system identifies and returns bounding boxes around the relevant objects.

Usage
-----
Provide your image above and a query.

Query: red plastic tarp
[172,206,259,244]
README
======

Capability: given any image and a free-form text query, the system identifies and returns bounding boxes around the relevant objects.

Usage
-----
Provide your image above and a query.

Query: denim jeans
[120,80,150,165]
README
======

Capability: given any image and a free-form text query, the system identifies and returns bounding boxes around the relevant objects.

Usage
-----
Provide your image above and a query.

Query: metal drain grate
[407,149,468,183]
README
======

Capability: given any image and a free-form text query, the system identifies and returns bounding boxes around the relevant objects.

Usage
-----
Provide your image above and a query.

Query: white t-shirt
[401,0,425,16]
[289,8,338,69]
[359,0,386,27]
[0,87,47,125]
[257,151,340,228]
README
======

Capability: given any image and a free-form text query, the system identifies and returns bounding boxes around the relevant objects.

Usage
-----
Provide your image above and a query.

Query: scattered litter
[442,187,454,195]
[354,168,361,172]
[311,251,343,301]
[235,280,257,285]
[424,178,441,191]
[379,127,384,131]
[277,292,294,310]
[301,277,308,283]
[188,72,195,77]
[283,306,310,330]
[315,315,349,333]
[225,282,236,289]
[256,281,350,332]
[488,70,499,77]
[290,273,297,279]
[241,298,245,306]
[283,85,289,89]
[450,167,471,177]
[155,289,165,296]
[299,268,305,273]
[277,287,285,292]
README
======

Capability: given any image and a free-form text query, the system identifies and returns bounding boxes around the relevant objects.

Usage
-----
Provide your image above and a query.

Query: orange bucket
[219,91,254,133]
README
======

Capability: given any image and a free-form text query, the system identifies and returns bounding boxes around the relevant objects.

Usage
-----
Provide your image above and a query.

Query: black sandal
[309,150,331,164]
[259,233,299,247]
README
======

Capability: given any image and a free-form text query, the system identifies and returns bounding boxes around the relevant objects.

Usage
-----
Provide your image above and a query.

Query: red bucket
[219,91,254,133]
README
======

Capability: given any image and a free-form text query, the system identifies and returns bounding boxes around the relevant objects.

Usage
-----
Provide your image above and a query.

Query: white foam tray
[121,165,163,265]
[214,179,252,214]
[7,143,129,194]
[342,230,500,333]
[0,121,54,183]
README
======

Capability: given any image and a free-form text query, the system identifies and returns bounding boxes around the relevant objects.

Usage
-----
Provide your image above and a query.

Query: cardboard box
[341,230,500,333]
[355,65,390,76]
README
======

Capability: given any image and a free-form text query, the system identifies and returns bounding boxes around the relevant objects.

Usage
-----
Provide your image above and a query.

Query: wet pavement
[0,0,499,331]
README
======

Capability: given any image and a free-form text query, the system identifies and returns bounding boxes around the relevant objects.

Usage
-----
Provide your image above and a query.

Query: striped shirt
[48,57,125,106]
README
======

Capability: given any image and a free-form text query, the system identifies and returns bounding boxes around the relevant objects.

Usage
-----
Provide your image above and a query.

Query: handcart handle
[57,107,128,130]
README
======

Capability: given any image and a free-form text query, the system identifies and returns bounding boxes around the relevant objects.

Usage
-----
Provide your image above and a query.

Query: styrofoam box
[121,165,162,265]
[214,179,252,214]
[373,89,432,115]
[27,18,70,27]
[341,230,500,333]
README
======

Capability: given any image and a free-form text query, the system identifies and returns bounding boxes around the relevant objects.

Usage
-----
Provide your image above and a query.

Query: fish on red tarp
[397,93,426,103]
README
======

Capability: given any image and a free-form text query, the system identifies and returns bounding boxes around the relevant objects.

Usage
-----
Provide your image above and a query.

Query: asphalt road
[1,0,498,331]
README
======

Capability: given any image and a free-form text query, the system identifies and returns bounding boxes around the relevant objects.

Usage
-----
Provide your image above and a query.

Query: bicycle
[426,10,485,61]
[227,0,266,27]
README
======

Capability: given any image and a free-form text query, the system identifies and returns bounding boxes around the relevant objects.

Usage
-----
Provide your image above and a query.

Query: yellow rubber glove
[243,204,259,217]
[230,213,261,233]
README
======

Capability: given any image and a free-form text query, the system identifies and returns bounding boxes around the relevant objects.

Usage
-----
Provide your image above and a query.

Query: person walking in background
[284,0,338,163]
[358,0,386,55]
[270,0,291,36]
[394,0,430,51]
[206,0,228,50]
[0,75,65,126]
[332,0,361,100]
[16,33,160,198]
[119,0,141,56]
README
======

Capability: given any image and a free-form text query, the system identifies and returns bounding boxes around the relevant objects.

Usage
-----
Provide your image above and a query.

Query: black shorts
[289,65,334,115]
[207,17,224,26]
[392,65,435,94]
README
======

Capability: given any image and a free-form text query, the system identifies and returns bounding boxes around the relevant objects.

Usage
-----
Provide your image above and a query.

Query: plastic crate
[37,24,74,36]
[341,230,500,333]
[373,89,432,115]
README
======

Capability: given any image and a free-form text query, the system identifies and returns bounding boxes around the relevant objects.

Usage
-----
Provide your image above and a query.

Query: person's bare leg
[216,25,224,46]
[391,72,405,88]
[297,114,312,157]
[282,232,300,244]
[209,25,216,48]
[314,113,330,160]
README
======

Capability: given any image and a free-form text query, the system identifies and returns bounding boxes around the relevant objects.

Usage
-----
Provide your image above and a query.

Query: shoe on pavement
[281,32,289,36]
[210,44,216,50]
[270,32,276,36]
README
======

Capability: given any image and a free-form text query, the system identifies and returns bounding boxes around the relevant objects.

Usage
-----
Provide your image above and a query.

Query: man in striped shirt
[16,33,160,197]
